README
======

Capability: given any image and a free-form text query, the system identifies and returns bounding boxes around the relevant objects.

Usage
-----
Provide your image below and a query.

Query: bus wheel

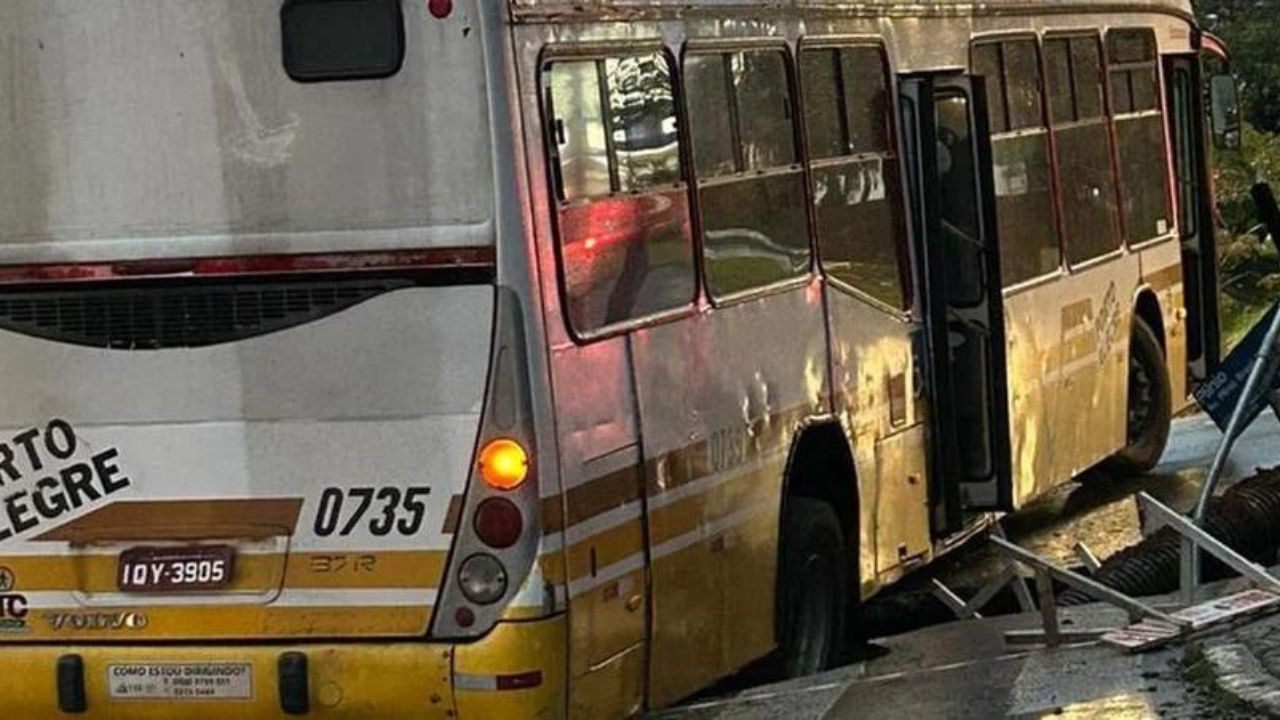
[1105,318,1172,475]
[777,497,848,679]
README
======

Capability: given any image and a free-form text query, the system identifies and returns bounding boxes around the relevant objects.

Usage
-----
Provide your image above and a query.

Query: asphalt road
[659,409,1280,719]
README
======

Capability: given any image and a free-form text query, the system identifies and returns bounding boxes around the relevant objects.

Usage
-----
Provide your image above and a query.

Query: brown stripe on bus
[1146,264,1182,293]
[441,494,465,535]
[1060,298,1093,331]
[538,404,816,537]
[642,404,810,497]
[540,495,565,534]
[559,465,644,528]
[33,498,305,543]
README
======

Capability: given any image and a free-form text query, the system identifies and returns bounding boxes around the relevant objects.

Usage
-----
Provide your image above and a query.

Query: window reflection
[606,56,681,192]
[546,54,697,334]
[550,60,610,201]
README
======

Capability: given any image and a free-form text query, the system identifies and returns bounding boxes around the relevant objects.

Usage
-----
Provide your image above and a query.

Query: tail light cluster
[431,288,542,640]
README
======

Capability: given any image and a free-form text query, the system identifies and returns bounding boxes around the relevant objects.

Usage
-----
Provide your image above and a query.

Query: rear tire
[1104,317,1172,475]
[776,497,848,680]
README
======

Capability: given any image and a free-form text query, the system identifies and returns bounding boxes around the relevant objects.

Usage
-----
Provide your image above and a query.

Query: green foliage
[1197,1,1280,133]
[1214,125,1280,349]
[1197,2,1280,349]
[1214,126,1280,235]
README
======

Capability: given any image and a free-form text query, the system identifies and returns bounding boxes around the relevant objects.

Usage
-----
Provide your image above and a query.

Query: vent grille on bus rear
[0,279,413,349]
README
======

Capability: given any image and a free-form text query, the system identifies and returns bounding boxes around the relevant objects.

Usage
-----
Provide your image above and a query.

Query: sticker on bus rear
[107,663,253,701]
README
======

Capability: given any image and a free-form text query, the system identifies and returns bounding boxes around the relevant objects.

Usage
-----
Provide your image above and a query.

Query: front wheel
[1104,317,1172,475]
[776,497,848,679]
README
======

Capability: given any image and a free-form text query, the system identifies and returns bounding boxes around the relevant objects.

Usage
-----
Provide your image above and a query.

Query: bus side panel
[545,340,649,720]
[509,18,649,720]
[631,286,827,707]
[1006,255,1139,503]
[1002,287,1065,507]
[825,289,929,591]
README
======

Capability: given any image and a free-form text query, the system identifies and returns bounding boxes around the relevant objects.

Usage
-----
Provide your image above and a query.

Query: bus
[0,0,1237,717]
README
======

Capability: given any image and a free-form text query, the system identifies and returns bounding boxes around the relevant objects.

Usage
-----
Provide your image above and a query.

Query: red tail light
[473,498,523,549]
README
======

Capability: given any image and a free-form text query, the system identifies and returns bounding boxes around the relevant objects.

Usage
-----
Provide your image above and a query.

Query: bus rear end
[0,2,561,717]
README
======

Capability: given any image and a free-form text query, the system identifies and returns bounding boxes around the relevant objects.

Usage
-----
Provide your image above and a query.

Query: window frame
[682,38,817,308]
[538,42,702,344]
[797,35,914,316]
[970,32,1068,292]
[1104,26,1175,251]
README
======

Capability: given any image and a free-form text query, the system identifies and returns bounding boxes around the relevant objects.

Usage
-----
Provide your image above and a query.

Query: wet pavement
[659,605,1229,720]
[658,410,1280,718]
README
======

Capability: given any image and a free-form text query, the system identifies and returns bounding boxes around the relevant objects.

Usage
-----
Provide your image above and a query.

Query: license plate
[118,546,236,592]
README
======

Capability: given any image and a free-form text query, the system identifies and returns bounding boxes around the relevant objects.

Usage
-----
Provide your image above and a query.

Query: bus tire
[1105,317,1172,475]
[776,497,848,679]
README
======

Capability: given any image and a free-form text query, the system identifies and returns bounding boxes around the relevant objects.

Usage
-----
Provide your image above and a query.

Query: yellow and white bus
[0,0,1236,717]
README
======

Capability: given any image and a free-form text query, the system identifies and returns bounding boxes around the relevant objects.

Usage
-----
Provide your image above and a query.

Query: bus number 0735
[313,487,432,537]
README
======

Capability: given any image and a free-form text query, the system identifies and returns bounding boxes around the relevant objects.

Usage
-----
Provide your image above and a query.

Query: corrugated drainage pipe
[1058,467,1280,606]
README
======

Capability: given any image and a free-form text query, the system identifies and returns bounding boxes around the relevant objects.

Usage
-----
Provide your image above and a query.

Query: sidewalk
[1188,610,1280,716]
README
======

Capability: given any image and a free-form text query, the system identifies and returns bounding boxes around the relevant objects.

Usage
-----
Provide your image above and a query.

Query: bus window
[546,53,697,334]
[971,39,1060,285]
[971,44,1008,134]
[686,55,738,178]
[800,45,908,309]
[1107,28,1172,243]
[686,49,811,299]
[1045,35,1123,265]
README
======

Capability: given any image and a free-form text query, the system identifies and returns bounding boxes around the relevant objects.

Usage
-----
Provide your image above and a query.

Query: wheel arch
[779,419,861,590]
[1132,287,1167,353]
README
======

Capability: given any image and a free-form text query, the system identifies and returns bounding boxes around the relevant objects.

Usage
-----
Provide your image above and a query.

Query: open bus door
[900,75,1014,535]
[1165,50,1224,386]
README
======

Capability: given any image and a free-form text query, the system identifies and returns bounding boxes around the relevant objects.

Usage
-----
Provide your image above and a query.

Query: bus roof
[510,0,1195,20]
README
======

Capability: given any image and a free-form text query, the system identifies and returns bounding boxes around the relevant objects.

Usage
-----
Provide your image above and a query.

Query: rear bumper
[0,616,566,719]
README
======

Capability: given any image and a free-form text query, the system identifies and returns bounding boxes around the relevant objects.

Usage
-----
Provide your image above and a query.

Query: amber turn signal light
[479,439,529,490]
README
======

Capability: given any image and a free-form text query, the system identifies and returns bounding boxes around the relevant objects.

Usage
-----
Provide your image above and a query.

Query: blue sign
[1195,301,1280,431]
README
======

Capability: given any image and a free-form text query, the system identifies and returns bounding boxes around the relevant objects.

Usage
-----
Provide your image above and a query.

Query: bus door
[900,75,1014,534]
[1165,54,1222,385]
